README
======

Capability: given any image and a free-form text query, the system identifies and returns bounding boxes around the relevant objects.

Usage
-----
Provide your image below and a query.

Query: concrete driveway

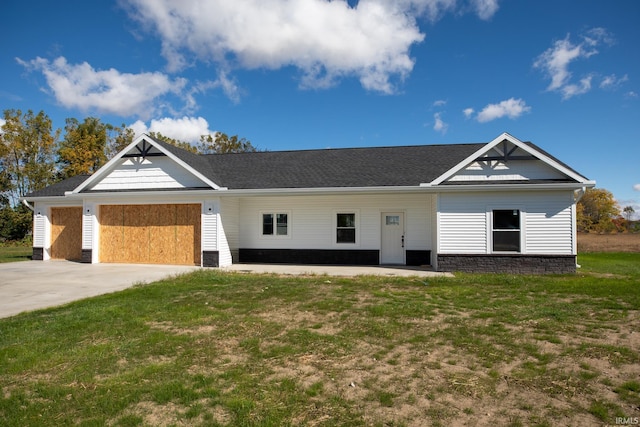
[0,261,199,319]
[0,261,450,319]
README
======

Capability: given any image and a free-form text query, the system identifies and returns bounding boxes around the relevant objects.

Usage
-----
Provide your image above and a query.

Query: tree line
[0,108,256,242]
[577,188,636,233]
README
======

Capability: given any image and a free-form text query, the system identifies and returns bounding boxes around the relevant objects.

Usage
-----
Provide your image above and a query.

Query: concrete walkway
[223,263,451,278]
[0,261,450,319]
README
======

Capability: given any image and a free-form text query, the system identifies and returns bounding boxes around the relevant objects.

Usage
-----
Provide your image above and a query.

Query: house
[23,132,595,274]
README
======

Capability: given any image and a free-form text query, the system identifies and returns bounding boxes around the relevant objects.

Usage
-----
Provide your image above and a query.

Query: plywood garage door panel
[51,207,83,261]
[176,204,201,265]
[100,204,201,265]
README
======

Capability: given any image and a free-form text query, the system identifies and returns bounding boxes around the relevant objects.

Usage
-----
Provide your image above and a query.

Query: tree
[148,132,199,154]
[57,117,109,178]
[106,124,136,159]
[623,206,635,231]
[623,206,635,221]
[0,203,32,242]
[0,109,59,206]
[577,188,620,233]
[198,132,257,154]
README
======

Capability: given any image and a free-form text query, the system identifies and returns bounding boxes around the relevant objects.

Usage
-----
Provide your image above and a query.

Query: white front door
[381,212,405,264]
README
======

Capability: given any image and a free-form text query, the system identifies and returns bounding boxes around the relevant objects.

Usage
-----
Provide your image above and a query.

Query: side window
[336,213,356,244]
[262,213,274,235]
[262,212,289,236]
[492,209,520,252]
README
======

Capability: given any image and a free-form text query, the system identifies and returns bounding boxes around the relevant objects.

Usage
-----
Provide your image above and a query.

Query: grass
[0,253,639,426]
[0,245,32,263]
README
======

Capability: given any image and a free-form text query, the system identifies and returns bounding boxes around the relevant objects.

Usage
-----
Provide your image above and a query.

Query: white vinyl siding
[202,200,218,251]
[82,202,95,250]
[236,193,433,251]
[525,195,574,254]
[90,157,207,191]
[438,196,487,254]
[220,197,240,264]
[217,213,233,267]
[202,199,233,267]
[33,204,46,248]
[438,191,575,255]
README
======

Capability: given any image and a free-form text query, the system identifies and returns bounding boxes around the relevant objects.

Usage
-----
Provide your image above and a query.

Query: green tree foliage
[198,132,258,154]
[577,188,621,232]
[0,203,32,242]
[622,206,636,232]
[148,132,199,154]
[147,131,257,155]
[58,119,139,176]
[57,117,109,178]
[0,109,59,205]
[106,124,135,158]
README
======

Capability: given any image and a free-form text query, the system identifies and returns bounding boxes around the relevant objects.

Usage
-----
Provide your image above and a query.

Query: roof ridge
[202,141,486,157]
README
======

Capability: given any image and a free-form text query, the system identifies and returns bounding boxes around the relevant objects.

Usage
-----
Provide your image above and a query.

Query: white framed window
[261,212,289,237]
[335,211,359,245]
[492,209,521,252]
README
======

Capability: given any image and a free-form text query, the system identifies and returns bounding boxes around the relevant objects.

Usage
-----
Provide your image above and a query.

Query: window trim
[333,210,360,246]
[489,207,525,253]
[259,211,291,239]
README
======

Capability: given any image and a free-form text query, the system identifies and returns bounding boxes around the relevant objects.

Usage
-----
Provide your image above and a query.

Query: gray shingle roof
[24,136,587,199]
[201,144,485,189]
[25,174,91,198]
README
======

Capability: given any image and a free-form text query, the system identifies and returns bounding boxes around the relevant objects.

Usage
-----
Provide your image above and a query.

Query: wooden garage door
[51,207,83,261]
[99,204,201,265]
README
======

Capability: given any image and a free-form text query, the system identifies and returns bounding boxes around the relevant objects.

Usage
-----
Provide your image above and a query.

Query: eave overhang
[52,180,596,199]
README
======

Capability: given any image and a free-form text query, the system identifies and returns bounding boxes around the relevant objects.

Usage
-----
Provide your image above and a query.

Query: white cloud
[123,0,500,93]
[0,118,5,134]
[463,107,474,118]
[433,112,448,133]
[433,99,447,107]
[600,73,629,90]
[475,98,531,123]
[561,76,593,99]
[17,56,188,118]
[534,28,615,99]
[634,184,640,191]
[129,116,215,143]
[469,0,499,20]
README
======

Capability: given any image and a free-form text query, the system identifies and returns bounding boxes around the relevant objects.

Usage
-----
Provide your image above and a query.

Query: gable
[446,141,569,183]
[88,156,210,191]
[74,135,220,193]
[431,133,591,186]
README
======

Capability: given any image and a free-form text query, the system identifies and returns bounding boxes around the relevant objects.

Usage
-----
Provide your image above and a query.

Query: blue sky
[2,0,639,214]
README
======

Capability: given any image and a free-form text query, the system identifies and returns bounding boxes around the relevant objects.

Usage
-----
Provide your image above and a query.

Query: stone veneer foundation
[437,254,576,274]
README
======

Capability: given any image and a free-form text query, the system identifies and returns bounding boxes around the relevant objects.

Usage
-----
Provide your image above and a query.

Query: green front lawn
[0,245,32,263]
[1,253,639,426]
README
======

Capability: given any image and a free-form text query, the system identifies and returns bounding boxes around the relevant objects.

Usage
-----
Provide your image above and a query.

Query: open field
[1,253,639,426]
[578,232,640,253]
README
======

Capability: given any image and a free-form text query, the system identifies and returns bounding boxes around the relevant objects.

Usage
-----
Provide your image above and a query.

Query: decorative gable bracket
[478,139,537,162]
[121,139,166,159]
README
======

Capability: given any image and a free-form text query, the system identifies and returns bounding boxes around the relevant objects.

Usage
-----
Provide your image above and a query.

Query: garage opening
[99,204,201,266]
[50,207,83,261]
